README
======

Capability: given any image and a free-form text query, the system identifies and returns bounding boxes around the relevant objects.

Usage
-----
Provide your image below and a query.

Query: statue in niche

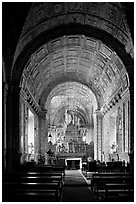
[64,109,81,128]
[65,109,72,126]
[61,143,66,153]
[47,148,54,157]
[58,144,61,152]
[110,142,117,154]
[28,143,34,154]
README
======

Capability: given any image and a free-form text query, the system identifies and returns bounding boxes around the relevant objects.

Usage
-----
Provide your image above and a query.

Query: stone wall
[102,88,130,163]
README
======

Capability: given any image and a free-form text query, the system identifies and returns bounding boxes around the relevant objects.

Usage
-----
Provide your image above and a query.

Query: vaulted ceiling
[45,82,96,127]
[2,2,134,84]
[2,2,133,128]
[21,35,129,109]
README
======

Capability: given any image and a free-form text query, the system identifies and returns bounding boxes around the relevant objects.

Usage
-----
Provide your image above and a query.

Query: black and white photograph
[2,1,134,202]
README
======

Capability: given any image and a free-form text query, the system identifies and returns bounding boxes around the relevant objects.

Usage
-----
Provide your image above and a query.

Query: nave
[3,163,134,202]
[2,2,134,202]
[62,170,97,202]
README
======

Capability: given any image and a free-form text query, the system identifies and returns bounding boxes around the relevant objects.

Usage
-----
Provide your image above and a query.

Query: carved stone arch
[7,2,133,171]
[11,24,133,89]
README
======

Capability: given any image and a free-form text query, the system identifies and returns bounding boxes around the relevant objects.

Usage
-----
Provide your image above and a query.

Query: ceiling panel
[21,35,128,107]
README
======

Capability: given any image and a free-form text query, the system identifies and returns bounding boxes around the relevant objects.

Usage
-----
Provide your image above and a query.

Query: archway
[44,81,97,167]
[17,34,131,167]
[6,3,133,172]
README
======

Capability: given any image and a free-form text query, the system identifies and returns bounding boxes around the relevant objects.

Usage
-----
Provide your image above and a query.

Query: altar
[65,157,82,169]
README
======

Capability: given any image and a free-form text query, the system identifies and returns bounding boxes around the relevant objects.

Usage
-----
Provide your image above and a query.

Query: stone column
[94,110,103,161]
[19,100,24,163]
[6,85,21,173]
[129,88,134,173]
[2,82,8,172]
[19,90,28,164]
[38,110,48,164]
[34,115,39,164]
[128,97,134,173]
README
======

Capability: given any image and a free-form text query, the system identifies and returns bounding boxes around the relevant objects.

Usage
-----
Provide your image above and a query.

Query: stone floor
[61,170,97,202]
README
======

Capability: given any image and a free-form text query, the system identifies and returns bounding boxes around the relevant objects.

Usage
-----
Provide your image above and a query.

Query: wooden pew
[95,176,133,199]
[105,183,133,201]
[3,181,61,202]
[3,164,65,202]
[91,172,133,188]
[96,165,127,173]
[90,172,134,200]
[3,172,63,182]
[18,164,65,175]
[84,161,128,177]
[3,171,64,202]
[3,176,63,189]
[6,171,64,179]
[3,190,59,202]
[52,166,65,178]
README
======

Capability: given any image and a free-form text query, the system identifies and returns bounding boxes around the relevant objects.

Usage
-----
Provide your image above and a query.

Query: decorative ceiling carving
[16,2,133,127]
[20,35,128,109]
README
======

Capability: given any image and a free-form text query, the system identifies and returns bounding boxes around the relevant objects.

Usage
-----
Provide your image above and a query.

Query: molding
[121,87,130,101]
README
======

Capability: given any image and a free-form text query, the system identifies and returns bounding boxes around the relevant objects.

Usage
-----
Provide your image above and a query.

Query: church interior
[2,2,134,202]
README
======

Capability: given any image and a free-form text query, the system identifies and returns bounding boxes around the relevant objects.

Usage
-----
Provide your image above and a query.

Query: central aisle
[61,170,97,202]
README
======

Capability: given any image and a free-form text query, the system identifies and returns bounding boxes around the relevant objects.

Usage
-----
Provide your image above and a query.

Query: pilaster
[94,109,103,161]
[38,110,48,160]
